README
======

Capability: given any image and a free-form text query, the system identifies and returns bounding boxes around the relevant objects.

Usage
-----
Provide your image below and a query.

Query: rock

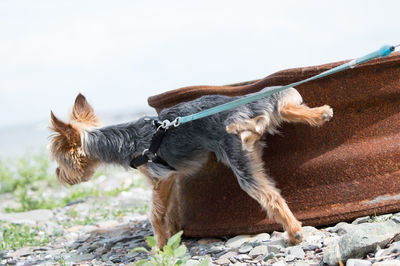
[301,243,322,251]
[198,238,221,245]
[65,253,95,263]
[186,259,200,266]
[352,216,371,225]
[271,231,284,239]
[234,254,251,262]
[216,251,237,260]
[225,235,252,249]
[9,247,32,258]
[294,262,312,266]
[252,233,270,242]
[268,238,287,248]
[272,261,286,266]
[0,251,7,259]
[268,245,282,254]
[0,209,53,224]
[323,235,341,247]
[263,253,275,261]
[287,246,305,260]
[379,214,394,221]
[375,247,385,258]
[324,221,400,265]
[372,261,400,266]
[96,220,119,229]
[109,254,123,263]
[379,241,400,257]
[346,259,372,266]
[327,222,356,236]
[392,217,400,224]
[95,247,108,256]
[214,257,230,265]
[285,255,295,262]
[238,244,253,254]
[208,245,226,254]
[248,245,268,257]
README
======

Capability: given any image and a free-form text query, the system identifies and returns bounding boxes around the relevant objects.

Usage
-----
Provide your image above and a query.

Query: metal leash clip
[157,117,181,130]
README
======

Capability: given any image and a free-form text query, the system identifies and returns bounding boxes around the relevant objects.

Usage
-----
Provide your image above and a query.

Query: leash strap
[172,45,395,126]
[130,121,176,170]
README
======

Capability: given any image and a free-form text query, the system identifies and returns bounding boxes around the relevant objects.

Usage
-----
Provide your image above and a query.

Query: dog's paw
[288,228,303,245]
[322,105,333,121]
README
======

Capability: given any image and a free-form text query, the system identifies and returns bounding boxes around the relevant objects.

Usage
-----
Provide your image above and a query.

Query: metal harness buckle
[142,148,156,162]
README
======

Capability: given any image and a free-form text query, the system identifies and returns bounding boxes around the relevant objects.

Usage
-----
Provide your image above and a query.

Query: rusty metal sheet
[148,52,400,237]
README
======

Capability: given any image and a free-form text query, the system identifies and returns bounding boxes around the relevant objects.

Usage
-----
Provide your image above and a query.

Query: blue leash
[159,45,397,129]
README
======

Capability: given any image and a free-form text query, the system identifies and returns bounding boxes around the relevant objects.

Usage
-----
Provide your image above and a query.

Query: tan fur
[247,145,302,244]
[49,94,101,185]
[149,174,182,248]
[280,103,333,126]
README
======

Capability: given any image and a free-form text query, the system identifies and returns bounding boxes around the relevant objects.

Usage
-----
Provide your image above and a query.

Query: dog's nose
[56,167,60,176]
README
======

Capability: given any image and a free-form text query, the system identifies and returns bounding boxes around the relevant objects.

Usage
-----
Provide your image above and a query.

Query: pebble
[268,238,287,248]
[272,261,287,266]
[225,235,252,249]
[238,243,253,254]
[268,245,282,254]
[392,216,400,224]
[287,246,305,260]
[252,232,270,242]
[346,259,372,266]
[352,216,371,225]
[373,260,400,266]
[65,253,95,263]
[248,245,268,258]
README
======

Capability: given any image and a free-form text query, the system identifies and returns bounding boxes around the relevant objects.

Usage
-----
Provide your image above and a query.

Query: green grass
[0,152,57,194]
[0,223,50,250]
[0,152,148,213]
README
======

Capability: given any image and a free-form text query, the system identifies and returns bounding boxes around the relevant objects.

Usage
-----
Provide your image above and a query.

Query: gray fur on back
[83,87,298,183]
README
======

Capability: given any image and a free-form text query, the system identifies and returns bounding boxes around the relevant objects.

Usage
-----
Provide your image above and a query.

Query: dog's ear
[50,111,80,142]
[70,93,99,126]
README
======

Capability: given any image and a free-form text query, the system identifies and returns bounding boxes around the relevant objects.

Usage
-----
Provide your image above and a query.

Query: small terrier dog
[49,87,333,247]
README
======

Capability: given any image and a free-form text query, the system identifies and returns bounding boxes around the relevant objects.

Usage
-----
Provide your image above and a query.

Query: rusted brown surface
[148,52,400,237]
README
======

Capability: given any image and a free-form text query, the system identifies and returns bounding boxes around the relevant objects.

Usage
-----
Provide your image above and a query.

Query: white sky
[1,0,399,127]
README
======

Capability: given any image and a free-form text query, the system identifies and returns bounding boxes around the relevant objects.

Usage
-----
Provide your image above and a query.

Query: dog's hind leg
[223,140,303,244]
[278,88,333,127]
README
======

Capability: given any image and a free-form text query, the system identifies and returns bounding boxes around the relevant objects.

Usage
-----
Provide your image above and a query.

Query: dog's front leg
[150,174,181,249]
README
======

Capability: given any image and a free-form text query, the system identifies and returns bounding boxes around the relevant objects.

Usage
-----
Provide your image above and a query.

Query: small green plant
[132,231,196,266]
[0,223,50,250]
[57,257,67,266]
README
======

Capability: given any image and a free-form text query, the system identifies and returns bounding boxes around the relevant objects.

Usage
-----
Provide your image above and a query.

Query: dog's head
[49,94,100,185]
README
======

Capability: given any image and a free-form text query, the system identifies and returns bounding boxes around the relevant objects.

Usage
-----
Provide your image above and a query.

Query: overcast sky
[1,0,399,127]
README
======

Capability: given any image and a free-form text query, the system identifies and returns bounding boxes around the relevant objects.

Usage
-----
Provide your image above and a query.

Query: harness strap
[129,120,176,170]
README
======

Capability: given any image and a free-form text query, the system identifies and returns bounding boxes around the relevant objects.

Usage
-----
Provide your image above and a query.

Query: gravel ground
[1,171,400,265]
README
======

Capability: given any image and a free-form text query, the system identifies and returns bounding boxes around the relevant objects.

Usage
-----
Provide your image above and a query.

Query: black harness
[129,119,175,170]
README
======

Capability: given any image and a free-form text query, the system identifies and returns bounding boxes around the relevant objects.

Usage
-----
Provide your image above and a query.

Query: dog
[49,87,333,248]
